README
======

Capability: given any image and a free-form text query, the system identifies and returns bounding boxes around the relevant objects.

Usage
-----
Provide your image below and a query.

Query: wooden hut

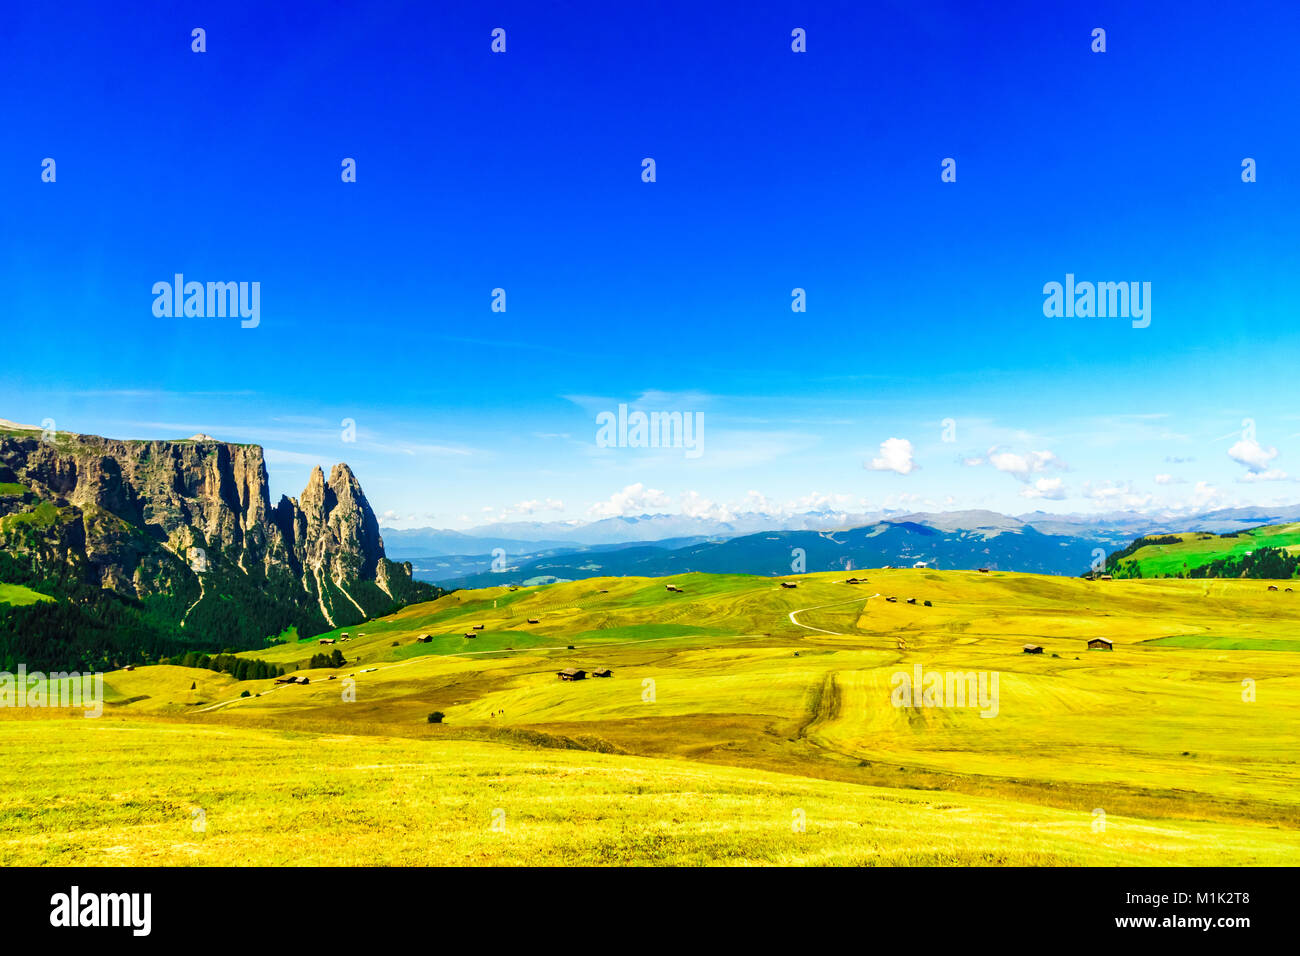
[591,668,613,678]
[1023,644,1043,654]
[556,668,587,681]
[1087,637,1113,651]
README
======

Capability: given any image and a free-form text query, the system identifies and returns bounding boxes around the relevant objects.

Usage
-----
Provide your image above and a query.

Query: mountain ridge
[0,421,437,669]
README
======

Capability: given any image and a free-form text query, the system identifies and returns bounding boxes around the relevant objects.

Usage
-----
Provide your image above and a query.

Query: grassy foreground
[4,568,1300,865]
[2,718,1295,866]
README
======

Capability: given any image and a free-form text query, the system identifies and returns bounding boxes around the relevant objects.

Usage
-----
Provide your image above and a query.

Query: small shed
[1087,637,1113,651]
[464,632,477,639]
[1267,585,1279,591]
[473,624,485,629]
[527,618,540,624]
[977,568,990,574]
[417,634,433,643]
[319,638,336,645]
[906,597,917,605]
[1023,644,1043,654]
[781,582,798,589]
[556,668,587,681]
[591,668,613,678]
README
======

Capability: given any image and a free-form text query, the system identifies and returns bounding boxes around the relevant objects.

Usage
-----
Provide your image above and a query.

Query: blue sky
[3,0,1299,528]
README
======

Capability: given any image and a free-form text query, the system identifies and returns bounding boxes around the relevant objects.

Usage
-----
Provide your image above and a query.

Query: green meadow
[1117,522,1300,577]
[3,569,1298,865]
[0,582,53,607]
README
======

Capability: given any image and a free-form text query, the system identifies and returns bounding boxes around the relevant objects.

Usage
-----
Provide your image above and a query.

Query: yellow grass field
[3,569,1298,865]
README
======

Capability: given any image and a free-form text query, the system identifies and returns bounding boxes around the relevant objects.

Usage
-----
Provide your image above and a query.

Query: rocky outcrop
[0,422,435,645]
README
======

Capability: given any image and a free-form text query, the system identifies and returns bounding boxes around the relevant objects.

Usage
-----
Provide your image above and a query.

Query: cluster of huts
[318,633,357,645]
[556,667,613,681]
[1023,637,1112,654]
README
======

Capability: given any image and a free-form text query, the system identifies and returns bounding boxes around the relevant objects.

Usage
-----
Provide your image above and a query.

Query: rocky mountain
[0,421,437,669]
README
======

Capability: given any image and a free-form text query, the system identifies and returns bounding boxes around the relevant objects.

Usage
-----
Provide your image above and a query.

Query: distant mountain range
[388,506,1300,588]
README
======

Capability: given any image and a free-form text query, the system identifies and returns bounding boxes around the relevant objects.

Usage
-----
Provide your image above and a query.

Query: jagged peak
[328,463,363,494]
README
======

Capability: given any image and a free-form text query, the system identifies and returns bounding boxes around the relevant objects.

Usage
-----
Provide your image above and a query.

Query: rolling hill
[5,567,1298,865]
[1106,522,1300,579]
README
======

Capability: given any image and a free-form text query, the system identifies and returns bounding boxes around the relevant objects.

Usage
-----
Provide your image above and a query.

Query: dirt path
[787,596,874,636]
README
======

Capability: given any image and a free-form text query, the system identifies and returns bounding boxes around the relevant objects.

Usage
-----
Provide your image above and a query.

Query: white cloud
[787,491,854,512]
[679,490,727,520]
[494,498,566,519]
[587,483,672,518]
[882,492,922,509]
[1153,474,1185,485]
[1081,480,1155,509]
[1228,437,1284,482]
[866,438,917,475]
[1188,481,1222,510]
[986,448,1064,482]
[1240,469,1290,483]
[1228,437,1279,473]
[1019,477,1067,500]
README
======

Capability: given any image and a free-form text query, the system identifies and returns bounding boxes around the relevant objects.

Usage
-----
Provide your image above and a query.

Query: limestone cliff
[0,421,435,648]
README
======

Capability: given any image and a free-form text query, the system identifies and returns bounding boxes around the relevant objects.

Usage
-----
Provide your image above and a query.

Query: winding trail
[787,596,875,636]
